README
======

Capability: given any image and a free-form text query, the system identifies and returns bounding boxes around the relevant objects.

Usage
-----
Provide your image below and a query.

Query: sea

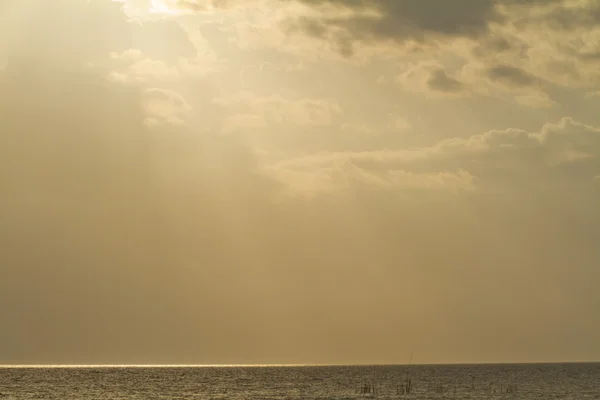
[0,363,598,399]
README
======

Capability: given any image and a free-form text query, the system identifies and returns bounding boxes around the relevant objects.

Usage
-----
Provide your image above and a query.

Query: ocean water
[0,363,598,399]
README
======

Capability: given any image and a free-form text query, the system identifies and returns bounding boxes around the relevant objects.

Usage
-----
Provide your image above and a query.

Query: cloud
[109,49,180,83]
[267,0,600,108]
[284,0,592,52]
[390,116,411,132]
[485,64,539,87]
[267,117,600,198]
[462,0,600,97]
[427,68,466,94]
[465,61,556,107]
[286,0,502,54]
[394,61,468,97]
[392,55,555,106]
[213,91,343,132]
[142,87,191,126]
[434,117,600,170]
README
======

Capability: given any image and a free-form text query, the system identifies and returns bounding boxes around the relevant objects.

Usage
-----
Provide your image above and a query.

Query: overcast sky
[1,0,599,365]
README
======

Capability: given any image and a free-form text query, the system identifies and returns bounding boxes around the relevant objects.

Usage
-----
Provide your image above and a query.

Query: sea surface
[0,363,598,399]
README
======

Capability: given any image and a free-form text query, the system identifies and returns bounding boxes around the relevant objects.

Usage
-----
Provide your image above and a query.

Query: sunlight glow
[148,0,215,15]
[150,0,176,15]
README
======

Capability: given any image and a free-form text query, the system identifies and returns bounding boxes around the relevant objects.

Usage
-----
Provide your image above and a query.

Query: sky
[1,0,599,366]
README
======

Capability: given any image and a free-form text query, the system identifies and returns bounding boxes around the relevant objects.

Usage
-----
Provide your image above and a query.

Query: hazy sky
[1,0,599,366]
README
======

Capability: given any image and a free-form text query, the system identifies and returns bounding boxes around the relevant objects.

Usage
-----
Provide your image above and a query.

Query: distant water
[1,363,599,399]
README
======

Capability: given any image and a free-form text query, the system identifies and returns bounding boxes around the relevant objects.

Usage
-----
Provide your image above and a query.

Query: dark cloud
[285,1,563,49]
[467,1,600,92]
[295,1,497,36]
[483,36,513,52]
[471,33,530,59]
[427,68,465,93]
[538,1,600,30]
[284,0,594,57]
[486,64,538,87]
[285,0,501,54]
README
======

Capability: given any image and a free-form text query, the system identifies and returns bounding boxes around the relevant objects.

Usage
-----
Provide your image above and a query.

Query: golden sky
[1,0,599,365]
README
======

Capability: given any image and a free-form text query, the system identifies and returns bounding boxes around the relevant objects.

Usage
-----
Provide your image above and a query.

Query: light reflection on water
[0,363,598,399]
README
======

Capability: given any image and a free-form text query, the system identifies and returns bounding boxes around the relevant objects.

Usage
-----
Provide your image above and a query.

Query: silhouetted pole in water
[396,383,406,395]
[360,381,375,394]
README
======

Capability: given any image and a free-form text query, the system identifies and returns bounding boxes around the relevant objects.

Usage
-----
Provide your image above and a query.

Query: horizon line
[1,361,599,368]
